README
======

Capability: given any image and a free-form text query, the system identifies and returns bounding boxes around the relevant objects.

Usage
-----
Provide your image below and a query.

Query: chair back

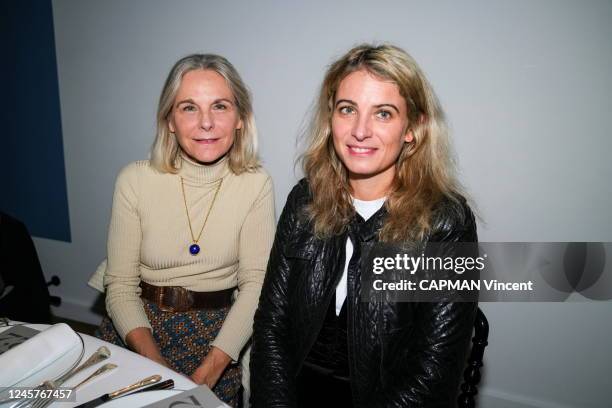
[457,307,489,408]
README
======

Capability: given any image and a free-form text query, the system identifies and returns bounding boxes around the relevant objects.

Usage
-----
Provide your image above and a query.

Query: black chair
[0,212,56,323]
[457,307,489,408]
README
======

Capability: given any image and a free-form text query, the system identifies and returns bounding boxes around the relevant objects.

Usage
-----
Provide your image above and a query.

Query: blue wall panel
[0,0,71,242]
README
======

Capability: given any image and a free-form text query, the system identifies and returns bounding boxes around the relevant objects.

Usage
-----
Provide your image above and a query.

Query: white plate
[99,390,182,407]
[11,333,84,388]
[0,326,84,406]
[0,324,85,388]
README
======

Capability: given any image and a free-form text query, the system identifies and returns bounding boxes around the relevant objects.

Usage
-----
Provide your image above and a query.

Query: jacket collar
[349,205,387,242]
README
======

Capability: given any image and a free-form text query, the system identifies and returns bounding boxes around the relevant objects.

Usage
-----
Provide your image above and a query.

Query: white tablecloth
[1,323,198,407]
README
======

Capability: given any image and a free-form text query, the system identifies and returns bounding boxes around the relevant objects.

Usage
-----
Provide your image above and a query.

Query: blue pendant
[189,243,201,255]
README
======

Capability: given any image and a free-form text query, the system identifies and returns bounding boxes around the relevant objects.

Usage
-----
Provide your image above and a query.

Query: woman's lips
[347,145,377,155]
[193,138,219,144]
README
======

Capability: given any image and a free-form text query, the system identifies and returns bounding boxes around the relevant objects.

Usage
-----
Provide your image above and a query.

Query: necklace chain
[180,177,223,244]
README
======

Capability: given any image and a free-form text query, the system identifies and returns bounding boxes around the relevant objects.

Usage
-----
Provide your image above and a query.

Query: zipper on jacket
[346,228,363,408]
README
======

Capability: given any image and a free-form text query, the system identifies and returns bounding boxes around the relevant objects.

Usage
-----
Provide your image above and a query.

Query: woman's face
[168,69,242,164]
[331,69,413,190]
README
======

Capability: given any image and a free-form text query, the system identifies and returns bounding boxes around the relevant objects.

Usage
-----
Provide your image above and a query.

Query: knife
[75,375,173,408]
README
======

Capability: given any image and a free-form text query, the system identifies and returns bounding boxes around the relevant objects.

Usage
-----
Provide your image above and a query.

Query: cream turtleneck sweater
[103,154,275,361]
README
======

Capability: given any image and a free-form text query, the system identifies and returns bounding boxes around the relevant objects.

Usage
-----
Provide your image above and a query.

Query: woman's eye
[181,104,197,112]
[376,110,392,120]
[213,103,228,111]
[339,106,355,115]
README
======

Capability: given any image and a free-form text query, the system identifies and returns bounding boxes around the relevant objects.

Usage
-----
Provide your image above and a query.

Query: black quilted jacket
[251,179,478,407]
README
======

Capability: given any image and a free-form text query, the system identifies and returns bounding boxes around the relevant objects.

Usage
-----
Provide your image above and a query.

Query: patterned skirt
[96,299,241,407]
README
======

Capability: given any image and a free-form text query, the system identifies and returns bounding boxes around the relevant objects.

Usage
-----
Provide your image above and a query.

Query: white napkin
[0,323,82,387]
[88,259,107,293]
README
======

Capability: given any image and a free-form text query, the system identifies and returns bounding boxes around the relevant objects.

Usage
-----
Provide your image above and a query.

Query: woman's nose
[351,114,372,141]
[200,111,214,131]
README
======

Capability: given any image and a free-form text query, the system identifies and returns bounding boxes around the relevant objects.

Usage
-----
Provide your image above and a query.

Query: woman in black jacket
[251,44,478,408]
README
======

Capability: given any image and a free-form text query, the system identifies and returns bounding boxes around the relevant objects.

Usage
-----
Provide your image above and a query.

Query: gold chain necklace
[180,176,223,255]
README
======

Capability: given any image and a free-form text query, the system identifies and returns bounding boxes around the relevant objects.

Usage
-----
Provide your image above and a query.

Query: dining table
[0,321,226,407]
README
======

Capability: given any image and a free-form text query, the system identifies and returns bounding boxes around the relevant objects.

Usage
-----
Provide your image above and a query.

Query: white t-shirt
[335,196,386,315]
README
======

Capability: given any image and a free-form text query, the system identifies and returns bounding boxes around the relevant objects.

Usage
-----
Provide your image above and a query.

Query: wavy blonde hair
[302,44,463,242]
[151,54,259,174]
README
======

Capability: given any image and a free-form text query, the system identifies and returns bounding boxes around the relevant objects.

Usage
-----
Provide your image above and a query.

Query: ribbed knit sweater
[103,154,275,361]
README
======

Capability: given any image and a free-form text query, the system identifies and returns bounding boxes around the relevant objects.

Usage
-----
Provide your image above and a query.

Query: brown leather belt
[140,281,234,312]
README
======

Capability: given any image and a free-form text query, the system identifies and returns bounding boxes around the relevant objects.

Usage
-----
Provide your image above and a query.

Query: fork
[30,363,118,408]
[51,346,111,387]
[12,346,111,408]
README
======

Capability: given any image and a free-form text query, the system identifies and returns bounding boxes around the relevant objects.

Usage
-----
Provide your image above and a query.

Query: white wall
[42,1,612,407]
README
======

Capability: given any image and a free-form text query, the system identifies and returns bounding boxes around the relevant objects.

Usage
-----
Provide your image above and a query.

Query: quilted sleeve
[250,182,306,408]
[378,198,479,407]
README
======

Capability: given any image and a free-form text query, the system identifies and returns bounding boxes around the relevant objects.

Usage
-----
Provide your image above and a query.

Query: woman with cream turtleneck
[96,54,275,407]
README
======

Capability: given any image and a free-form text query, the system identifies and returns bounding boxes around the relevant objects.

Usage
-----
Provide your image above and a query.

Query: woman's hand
[190,346,232,389]
[125,327,170,368]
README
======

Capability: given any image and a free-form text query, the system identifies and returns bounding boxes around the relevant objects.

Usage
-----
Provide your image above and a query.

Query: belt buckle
[159,286,193,312]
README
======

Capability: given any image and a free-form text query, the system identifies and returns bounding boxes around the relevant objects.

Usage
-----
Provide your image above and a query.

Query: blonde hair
[151,54,259,174]
[302,44,463,242]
